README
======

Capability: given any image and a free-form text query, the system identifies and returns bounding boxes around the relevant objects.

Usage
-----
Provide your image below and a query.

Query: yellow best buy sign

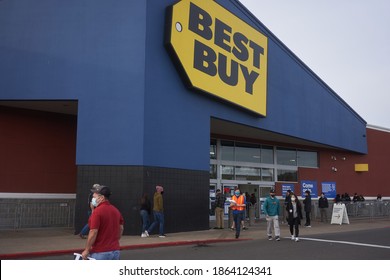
[166,0,268,116]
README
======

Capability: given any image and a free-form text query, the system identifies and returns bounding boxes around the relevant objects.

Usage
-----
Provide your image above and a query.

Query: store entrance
[209,183,274,223]
[238,184,274,220]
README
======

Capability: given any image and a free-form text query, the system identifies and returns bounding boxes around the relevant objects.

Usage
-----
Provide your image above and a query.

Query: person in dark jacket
[140,193,151,237]
[303,190,312,227]
[284,189,292,222]
[318,192,329,223]
[78,184,98,239]
[286,193,303,242]
[214,189,225,229]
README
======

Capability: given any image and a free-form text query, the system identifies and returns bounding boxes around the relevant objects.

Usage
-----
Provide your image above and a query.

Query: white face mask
[91,197,98,207]
[291,197,296,202]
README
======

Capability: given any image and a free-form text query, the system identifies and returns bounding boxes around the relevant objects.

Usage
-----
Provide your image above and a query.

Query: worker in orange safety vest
[230,189,246,239]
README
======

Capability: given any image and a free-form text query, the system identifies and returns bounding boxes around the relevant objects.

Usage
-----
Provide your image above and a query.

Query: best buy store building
[1,0,388,234]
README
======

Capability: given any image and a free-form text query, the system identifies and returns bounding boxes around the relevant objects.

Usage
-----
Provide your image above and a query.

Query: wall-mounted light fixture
[331,167,337,172]
[341,157,346,161]
[331,156,337,160]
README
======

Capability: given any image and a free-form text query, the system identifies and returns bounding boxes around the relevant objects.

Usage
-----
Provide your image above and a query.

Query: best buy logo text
[166,0,268,116]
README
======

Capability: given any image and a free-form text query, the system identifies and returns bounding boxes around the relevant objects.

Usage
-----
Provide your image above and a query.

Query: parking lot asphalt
[1,218,389,259]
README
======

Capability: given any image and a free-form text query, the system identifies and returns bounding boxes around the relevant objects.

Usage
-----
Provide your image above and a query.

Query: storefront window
[235,166,261,181]
[209,164,217,179]
[297,150,318,167]
[277,169,298,182]
[235,143,261,163]
[214,140,314,183]
[221,140,234,161]
[221,165,234,180]
[276,147,297,166]
[261,168,274,181]
[210,139,217,160]
[261,145,274,164]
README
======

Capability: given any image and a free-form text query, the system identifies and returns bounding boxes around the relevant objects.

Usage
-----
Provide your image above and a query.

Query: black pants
[305,211,311,226]
[289,218,300,237]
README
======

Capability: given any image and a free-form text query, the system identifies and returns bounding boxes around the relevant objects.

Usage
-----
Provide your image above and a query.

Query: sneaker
[159,234,166,238]
[141,233,147,237]
[305,225,312,228]
[144,230,149,237]
[235,234,239,239]
[275,236,280,241]
[295,237,299,242]
[268,236,273,241]
[291,235,295,240]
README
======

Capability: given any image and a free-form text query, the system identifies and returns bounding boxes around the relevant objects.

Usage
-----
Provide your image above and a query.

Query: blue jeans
[90,250,120,260]
[140,210,150,232]
[147,211,164,235]
[233,211,245,237]
[80,210,92,235]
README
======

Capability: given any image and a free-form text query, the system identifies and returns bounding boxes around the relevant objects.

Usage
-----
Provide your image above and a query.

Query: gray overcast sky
[240,0,390,129]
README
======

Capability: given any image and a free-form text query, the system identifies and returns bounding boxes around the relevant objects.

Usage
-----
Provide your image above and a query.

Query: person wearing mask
[140,193,151,237]
[286,193,303,242]
[229,189,246,239]
[214,189,225,229]
[144,185,165,238]
[284,189,292,223]
[303,190,312,227]
[263,189,280,241]
[78,184,97,239]
[318,192,329,223]
[81,185,124,260]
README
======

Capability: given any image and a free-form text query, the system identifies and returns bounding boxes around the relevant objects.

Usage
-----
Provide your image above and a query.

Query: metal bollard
[249,205,255,226]
[228,208,233,228]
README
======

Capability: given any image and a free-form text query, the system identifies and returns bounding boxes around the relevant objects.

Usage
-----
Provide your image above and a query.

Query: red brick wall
[297,127,389,197]
[0,107,77,193]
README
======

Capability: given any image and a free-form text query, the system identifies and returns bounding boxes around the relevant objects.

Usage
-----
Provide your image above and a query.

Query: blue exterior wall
[0,0,147,165]
[0,0,367,172]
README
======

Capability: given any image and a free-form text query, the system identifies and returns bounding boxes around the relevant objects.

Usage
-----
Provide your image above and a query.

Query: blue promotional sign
[282,184,295,198]
[300,180,317,197]
[321,182,336,198]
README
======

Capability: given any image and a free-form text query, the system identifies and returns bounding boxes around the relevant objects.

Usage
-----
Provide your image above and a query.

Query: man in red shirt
[82,185,124,260]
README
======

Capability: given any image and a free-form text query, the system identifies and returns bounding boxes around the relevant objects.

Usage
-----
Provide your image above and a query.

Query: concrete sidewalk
[1,218,389,259]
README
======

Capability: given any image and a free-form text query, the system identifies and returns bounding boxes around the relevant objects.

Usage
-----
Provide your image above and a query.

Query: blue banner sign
[282,184,295,198]
[300,180,317,197]
[321,182,336,198]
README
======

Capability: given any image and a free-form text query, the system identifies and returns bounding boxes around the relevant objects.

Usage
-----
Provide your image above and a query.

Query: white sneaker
[295,237,299,242]
[141,233,146,237]
[291,235,295,240]
[144,230,149,237]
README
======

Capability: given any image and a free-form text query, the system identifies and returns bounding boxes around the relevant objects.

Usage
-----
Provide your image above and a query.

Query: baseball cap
[270,189,276,193]
[91,184,112,197]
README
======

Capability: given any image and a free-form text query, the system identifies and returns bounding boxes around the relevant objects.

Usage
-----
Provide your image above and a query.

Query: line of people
[77,184,334,260]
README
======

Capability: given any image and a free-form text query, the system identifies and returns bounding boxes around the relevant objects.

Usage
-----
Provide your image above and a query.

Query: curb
[0,238,250,260]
